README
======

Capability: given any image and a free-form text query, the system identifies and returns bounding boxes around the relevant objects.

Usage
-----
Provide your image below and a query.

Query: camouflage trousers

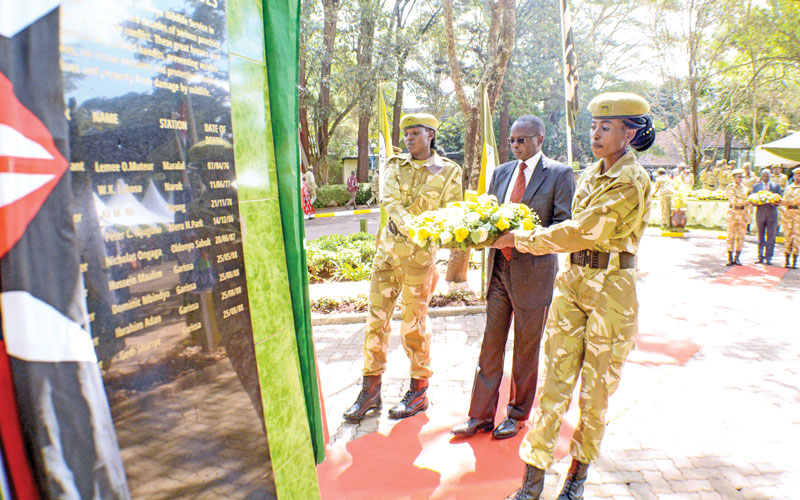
[785,210,800,255]
[520,262,638,469]
[727,209,749,252]
[362,232,437,379]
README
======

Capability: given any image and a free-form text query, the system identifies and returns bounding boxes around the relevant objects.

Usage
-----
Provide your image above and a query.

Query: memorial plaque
[60,0,276,497]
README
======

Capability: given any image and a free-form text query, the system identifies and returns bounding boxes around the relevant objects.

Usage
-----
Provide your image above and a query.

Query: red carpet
[317,333,700,499]
[318,377,576,500]
[712,264,787,288]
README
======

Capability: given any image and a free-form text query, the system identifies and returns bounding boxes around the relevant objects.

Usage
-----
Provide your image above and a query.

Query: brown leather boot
[388,378,428,419]
[504,464,545,500]
[556,459,590,500]
[343,375,381,422]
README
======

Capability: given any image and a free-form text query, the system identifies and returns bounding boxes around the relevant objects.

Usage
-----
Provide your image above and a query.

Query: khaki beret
[792,167,800,174]
[743,162,752,168]
[715,160,725,166]
[400,113,439,131]
[588,92,649,118]
[731,168,745,176]
[727,160,736,165]
[656,168,666,173]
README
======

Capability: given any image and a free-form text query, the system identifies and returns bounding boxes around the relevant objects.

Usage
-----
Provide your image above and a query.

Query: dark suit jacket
[750,181,783,219]
[486,155,574,308]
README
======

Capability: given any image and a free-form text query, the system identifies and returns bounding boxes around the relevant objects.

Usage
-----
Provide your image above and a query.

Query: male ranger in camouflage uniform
[772,165,789,234]
[725,168,748,266]
[652,167,671,227]
[782,167,800,269]
[495,92,654,500]
[700,160,715,190]
[343,113,462,422]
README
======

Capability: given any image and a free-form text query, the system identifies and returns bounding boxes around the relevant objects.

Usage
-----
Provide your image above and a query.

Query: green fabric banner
[262,0,325,463]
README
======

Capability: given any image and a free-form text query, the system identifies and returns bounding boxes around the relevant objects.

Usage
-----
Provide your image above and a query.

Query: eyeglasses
[507,136,535,145]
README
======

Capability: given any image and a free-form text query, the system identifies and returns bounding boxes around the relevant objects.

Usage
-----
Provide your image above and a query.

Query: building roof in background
[638,116,747,166]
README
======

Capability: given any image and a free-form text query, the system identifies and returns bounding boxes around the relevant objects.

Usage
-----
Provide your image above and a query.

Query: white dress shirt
[503,152,542,204]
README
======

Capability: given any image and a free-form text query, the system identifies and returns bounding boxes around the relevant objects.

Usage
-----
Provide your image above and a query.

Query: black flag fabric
[560,0,580,130]
[0,3,130,499]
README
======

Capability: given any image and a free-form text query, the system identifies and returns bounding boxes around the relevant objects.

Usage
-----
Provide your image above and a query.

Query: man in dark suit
[451,115,574,439]
[751,169,783,265]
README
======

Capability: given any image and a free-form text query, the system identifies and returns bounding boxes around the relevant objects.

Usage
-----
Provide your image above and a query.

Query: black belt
[789,205,799,210]
[731,204,746,210]
[570,250,636,269]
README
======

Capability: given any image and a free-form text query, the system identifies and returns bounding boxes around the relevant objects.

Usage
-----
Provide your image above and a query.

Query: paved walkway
[313,228,800,499]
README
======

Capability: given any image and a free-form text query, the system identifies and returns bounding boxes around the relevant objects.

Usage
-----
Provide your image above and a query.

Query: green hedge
[307,232,376,282]
[313,183,372,208]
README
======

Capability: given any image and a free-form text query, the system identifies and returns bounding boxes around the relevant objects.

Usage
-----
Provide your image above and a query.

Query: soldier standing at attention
[700,160,715,190]
[343,113,462,422]
[653,167,671,227]
[772,165,788,235]
[725,168,748,266]
[493,92,654,500]
[680,163,694,187]
[782,168,800,269]
[742,163,758,233]
[719,162,734,193]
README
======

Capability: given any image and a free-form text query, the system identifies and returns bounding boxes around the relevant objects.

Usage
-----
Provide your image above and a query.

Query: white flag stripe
[0,0,60,38]
[1,291,97,363]
[0,123,55,160]
[0,172,55,207]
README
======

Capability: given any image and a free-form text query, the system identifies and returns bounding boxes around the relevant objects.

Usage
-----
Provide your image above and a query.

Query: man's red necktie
[502,162,528,261]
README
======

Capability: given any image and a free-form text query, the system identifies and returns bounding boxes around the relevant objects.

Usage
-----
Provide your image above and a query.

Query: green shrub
[313,183,371,208]
[307,232,376,282]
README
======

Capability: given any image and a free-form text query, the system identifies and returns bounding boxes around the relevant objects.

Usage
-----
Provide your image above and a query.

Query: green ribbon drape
[262,0,324,463]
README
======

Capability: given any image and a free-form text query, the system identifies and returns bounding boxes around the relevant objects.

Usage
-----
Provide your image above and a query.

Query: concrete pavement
[313,228,800,499]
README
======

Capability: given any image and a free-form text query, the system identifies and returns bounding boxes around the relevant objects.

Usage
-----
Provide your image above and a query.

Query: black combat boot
[504,464,546,500]
[786,254,792,268]
[734,251,743,266]
[556,459,590,500]
[793,255,798,269]
[343,375,381,422]
[726,251,735,266]
[388,378,428,419]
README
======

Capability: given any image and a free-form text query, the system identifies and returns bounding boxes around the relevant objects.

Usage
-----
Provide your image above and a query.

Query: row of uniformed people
[725,167,800,268]
[342,92,656,500]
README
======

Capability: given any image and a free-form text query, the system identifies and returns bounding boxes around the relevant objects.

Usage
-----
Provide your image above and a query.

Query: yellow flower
[418,227,430,240]
[496,217,510,231]
[454,227,469,242]
[408,227,416,238]
[522,219,534,231]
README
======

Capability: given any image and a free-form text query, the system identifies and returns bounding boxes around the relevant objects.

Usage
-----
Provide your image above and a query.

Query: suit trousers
[756,208,778,260]
[468,254,549,422]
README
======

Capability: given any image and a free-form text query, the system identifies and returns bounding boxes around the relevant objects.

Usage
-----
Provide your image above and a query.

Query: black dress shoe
[451,418,493,437]
[492,417,525,439]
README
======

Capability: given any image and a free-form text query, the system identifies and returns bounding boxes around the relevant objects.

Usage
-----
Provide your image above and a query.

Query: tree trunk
[392,72,405,148]
[315,0,340,186]
[498,94,510,164]
[442,0,516,283]
[357,112,371,182]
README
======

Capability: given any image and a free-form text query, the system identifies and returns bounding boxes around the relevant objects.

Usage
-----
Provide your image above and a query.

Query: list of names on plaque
[60,0,276,496]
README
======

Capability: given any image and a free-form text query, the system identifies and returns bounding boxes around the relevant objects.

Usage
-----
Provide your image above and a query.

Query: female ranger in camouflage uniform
[343,113,462,422]
[494,93,655,500]
[725,168,748,266]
